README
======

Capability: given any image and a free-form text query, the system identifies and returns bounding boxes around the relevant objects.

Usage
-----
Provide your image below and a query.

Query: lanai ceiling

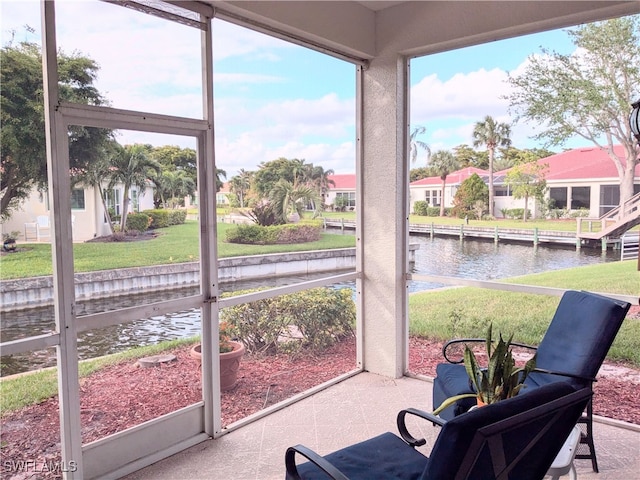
[205,1,640,62]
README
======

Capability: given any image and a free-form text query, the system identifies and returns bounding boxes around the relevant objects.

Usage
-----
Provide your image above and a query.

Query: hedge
[143,209,187,228]
[221,287,355,354]
[226,223,321,245]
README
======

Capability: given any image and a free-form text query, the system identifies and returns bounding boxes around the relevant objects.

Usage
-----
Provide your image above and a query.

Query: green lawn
[409,260,640,365]
[0,221,356,279]
[321,212,591,232]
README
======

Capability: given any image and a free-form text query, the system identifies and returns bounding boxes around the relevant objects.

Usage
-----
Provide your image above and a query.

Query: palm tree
[472,116,511,216]
[304,164,335,210]
[268,179,320,223]
[108,144,161,231]
[229,169,252,208]
[430,150,460,217]
[410,125,431,164]
[159,170,196,208]
[71,145,117,234]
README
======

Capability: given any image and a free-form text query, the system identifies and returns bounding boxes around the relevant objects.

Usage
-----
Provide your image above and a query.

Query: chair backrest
[423,382,592,480]
[527,290,630,388]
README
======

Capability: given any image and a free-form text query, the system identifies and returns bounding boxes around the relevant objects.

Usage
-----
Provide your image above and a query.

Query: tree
[1,41,112,220]
[253,158,302,197]
[108,144,161,231]
[472,116,512,217]
[453,144,488,169]
[504,162,548,222]
[507,16,640,207]
[410,125,431,164]
[156,170,196,208]
[71,141,119,234]
[498,147,555,169]
[229,169,252,208]
[429,150,460,216]
[452,173,489,219]
[304,164,335,210]
[409,167,431,182]
[268,180,320,223]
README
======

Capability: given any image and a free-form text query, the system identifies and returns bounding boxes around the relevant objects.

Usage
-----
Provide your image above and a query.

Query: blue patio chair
[285,382,591,480]
[432,290,631,472]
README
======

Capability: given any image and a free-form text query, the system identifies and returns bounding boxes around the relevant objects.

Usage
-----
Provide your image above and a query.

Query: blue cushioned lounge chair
[285,382,592,480]
[432,290,630,472]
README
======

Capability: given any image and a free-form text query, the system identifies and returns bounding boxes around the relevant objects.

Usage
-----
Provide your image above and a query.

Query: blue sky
[2,1,587,177]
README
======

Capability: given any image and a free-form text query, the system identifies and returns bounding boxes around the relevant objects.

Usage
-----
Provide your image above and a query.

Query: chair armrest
[396,408,447,447]
[285,445,350,480]
[442,338,485,364]
[442,338,538,364]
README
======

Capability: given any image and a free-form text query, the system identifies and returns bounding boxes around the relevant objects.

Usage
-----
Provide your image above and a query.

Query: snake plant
[433,324,537,415]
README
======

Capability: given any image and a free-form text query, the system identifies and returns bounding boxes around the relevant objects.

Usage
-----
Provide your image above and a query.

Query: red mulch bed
[1,337,638,479]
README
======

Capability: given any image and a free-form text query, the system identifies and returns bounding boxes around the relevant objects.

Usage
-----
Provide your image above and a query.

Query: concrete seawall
[1,246,418,312]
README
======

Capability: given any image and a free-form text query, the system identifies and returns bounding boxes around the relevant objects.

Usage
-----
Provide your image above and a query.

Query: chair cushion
[534,290,629,382]
[433,363,476,420]
[423,382,579,480]
[295,432,427,480]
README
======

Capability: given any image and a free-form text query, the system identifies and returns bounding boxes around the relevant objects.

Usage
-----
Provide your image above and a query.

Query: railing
[621,232,640,261]
[577,192,640,239]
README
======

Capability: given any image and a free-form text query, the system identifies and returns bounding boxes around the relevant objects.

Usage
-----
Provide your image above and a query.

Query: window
[570,186,590,210]
[425,190,440,206]
[549,187,567,209]
[104,188,122,221]
[131,189,140,212]
[71,189,86,210]
[599,185,619,216]
[494,186,510,197]
[336,192,356,207]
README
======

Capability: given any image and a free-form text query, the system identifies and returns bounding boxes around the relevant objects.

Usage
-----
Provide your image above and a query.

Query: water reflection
[1,236,615,376]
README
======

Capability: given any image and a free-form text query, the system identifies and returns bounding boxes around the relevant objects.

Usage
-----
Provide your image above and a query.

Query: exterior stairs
[577,192,640,240]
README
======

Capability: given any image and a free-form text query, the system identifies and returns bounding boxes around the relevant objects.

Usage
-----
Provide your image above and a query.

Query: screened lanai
[3,1,640,478]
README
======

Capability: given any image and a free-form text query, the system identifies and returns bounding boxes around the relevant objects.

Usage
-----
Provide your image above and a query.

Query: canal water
[1,236,615,376]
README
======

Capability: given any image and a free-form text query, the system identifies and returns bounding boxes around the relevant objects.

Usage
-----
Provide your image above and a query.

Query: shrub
[226,223,321,245]
[226,224,279,244]
[242,201,283,226]
[275,224,321,244]
[168,209,187,225]
[125,213,151,232]
[502,208,531,220]
[452,173,488,218]
[278,288,355,351]
[413,201,429,216]
[143,209,170,228]
[221,287,355,354]
[569,208,590,218]
[221,290,290,354]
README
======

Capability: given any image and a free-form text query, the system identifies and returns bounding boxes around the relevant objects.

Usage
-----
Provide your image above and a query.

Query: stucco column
[359,53,409,378]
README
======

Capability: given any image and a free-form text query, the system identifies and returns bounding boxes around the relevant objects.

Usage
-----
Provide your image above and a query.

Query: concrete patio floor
[123,372,640,480]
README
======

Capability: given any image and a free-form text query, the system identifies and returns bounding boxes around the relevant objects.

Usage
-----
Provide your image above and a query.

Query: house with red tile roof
[408,146,639,219]
[325,174,357,210]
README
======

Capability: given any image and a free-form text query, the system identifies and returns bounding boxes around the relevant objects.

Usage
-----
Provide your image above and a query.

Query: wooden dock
[322,218,625,250]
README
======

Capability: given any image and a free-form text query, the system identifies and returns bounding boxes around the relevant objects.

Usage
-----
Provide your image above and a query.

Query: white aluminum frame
[5,2,366,478]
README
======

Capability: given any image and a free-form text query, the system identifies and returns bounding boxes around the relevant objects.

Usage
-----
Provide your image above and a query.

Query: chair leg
[574,399,598,472]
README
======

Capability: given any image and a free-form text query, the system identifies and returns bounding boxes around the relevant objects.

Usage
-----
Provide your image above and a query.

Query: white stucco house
[324,174,357,210]
[1,182,155,243]
[409,146,640,219]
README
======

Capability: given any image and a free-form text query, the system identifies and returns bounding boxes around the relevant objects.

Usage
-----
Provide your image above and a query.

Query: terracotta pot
[190,341,245,391]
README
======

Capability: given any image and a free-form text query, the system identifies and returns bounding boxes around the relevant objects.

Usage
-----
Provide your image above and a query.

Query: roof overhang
[206,1,640,62]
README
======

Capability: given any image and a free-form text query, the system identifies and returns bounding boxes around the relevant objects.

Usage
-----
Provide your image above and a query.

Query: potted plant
[190,321,245,391]
[433,324,537,415]
[2,231,19,252]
